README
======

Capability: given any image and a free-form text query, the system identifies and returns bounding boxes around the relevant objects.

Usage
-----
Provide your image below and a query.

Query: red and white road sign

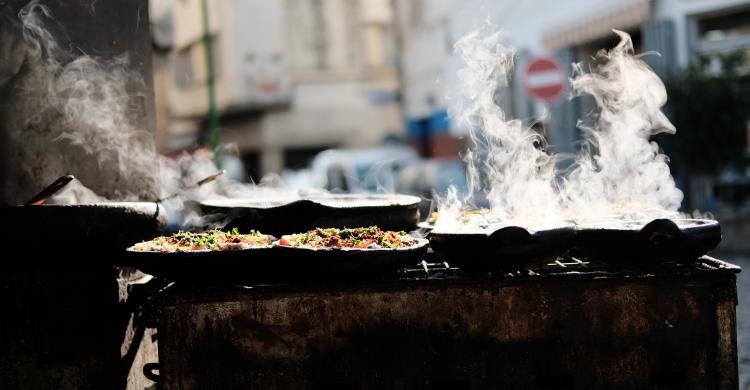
[523,57,566,102]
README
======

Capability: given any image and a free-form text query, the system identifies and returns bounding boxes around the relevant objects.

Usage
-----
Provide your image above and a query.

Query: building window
[174,35,221,88]
[695,7,750,75]
[174,47,193,87]
[241,151,261,183]
[283,146,330,170]
[311,0,329,70]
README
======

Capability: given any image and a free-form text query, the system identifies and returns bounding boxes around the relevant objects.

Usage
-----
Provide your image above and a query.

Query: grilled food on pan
[129,228,272,252]
[278,226,418,249]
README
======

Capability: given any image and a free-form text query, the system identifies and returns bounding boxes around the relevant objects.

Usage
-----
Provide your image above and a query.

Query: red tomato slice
[279,237,291,246]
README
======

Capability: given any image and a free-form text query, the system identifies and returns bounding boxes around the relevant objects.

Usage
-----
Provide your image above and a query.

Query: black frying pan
[0,202,165,266]
[200,194,422,237]
[271,238,430,281]
[573,218,721,264]
[429,225,576,274]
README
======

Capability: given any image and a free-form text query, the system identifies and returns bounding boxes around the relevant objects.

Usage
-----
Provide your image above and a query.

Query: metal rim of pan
[272,237,430,252]
[200,194,422,209]
[125,244,275,255]
[574,218,719,231]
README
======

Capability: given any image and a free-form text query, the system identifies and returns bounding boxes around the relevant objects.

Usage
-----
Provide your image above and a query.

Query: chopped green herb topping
[280,226,417,250]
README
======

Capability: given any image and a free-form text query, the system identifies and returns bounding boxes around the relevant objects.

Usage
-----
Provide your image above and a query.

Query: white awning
[543,0,652,50]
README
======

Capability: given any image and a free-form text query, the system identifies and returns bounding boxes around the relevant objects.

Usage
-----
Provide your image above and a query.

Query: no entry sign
[523,57,565,102]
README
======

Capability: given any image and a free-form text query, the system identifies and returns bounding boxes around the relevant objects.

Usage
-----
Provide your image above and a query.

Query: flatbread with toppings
[129,228,272,252]
[278,226,419,250]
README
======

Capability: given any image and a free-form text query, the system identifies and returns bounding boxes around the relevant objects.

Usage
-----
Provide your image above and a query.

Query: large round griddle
[271,238,430,281]
[573,218,721,263]
[0,202,165,265]
[200,194,422,237]
[429,225,577,274]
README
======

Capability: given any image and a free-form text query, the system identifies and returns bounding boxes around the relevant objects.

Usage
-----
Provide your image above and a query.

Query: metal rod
[157,170,226,203]
[195,170,227,187]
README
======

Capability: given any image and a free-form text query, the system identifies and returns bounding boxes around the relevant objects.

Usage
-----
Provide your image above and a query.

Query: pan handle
[24,175,75,206]
[143,362,161,383]
[488,225,533,247]
[640,218,681,246]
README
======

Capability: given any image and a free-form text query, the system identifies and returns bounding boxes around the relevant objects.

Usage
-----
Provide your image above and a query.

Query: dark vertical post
[201,0,221,168]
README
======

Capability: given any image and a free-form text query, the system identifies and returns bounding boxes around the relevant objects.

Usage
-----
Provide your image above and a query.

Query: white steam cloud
[562,30,683,221]
[436,28,684,233]
[449,28,560,223]
[7,2,228,212]
[2,1,159,203]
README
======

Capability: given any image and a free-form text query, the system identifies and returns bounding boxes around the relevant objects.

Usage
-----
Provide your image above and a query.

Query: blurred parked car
[282,145,469,201]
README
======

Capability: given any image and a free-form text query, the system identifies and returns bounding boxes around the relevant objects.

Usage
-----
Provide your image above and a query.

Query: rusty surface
[714,284,740,390]
[156,260,740,390]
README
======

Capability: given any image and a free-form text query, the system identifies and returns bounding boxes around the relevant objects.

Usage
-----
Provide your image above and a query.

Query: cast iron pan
[126,244,276,283]
[271,238,430,281]
[429,226,577,274]
[573,218,721,264]
[0,202,165,266]
[200,194,421,237]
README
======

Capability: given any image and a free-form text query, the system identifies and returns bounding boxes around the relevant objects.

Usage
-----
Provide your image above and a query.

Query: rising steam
[562,30,683,221]
[438,28,561,232]
[6,2,227,210]
[436,28,684,232]
[2,1,159,203]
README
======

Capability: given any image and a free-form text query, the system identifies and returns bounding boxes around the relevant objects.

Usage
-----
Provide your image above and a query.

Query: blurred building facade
[395,0,750,146]
[152,0,402,180]
[391,0,466,160]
